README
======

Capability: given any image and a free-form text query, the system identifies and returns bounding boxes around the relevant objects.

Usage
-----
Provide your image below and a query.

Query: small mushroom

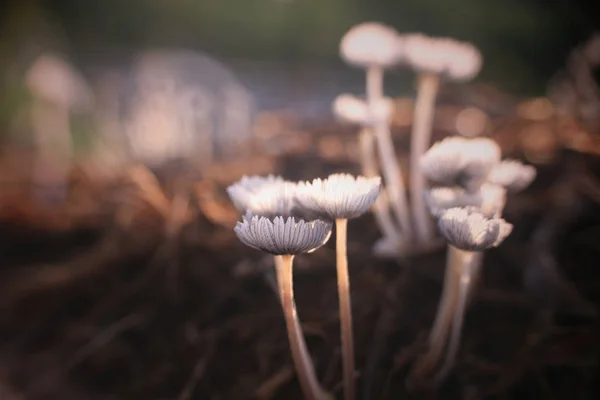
[412,206,512,382]
[420,136,501,188]
[25,53,94,203]
[332,94,394,126]
[399,34,482,242]
[437,206,512,251]
[333,94,401,245]
[295,173,381,400]
[234,215,332,400]
[340,23,413,246]
[425,183,506,218]
[487,159,537,193]
[227,175,298,218]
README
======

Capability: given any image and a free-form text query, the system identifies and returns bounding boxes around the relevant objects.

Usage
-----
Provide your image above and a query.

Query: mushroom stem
[335,218,356,400]
[435,247,482,383]
[358,129,401,242]
[366,67,413,240]
[366,66,383,100]
[412,244,461,377]
[410,72,441,243]
[275,254,330,400]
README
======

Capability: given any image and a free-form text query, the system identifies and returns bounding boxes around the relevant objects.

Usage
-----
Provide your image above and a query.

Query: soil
[0,98,599,400]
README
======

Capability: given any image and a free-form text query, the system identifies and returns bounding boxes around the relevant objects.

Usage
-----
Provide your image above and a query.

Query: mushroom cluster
[335,22,484,255]
[228,173,381,400]
[412,135,536,382]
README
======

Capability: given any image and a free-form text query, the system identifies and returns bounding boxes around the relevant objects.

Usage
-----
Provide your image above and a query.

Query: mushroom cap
[460,137,502,179]
[332,94,394,125]
[234,215,333,255]
[438,206,513,251]
[487,159,536,192]
[227,175,295,216]
[420,136,501,187]
[419,136,469,184]
[400,34,482,81]
[25,53,94,110]
[295,173,382,220]
[340,22,401,68]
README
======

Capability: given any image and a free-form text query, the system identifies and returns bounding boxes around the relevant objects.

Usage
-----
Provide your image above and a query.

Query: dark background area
[2,0,600,95]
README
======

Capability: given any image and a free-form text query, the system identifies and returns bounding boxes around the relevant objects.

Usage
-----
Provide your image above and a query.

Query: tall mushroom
[296,173,382,400]
[340,22,413,241]
[235,215,333,400]
[400,34,482,242]
[25,53,94,203]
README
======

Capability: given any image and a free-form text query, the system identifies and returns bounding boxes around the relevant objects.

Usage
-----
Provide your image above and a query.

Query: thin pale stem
[412,244,460,377]
[335,218,355,400]
[373,120,413,239]
[409,73,441,243]
[358,129,401,241]
[435,248,483,383]
[275,255,329,400]
[366,67,413,240]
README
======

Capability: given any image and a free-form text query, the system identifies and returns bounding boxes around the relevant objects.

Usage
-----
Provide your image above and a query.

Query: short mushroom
[295,173,381,400]
[235,215,333,400]
[332,94,401,244]
[487,159,537,193]
[399,34,482,242]
[412,206,512,382]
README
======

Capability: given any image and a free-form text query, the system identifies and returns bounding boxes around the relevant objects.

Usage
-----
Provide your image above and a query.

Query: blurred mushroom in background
[25,52,94,203]
[120,50,257,174]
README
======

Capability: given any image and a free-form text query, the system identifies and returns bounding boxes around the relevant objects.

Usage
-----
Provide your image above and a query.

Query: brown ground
[0,96,599,399]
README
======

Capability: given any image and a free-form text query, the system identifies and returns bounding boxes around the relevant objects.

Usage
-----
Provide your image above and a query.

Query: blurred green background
[1,0,598,95]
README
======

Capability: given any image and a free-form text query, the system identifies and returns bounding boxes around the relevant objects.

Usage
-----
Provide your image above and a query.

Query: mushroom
[425,183,507,218]
[420,136,501,189]
[414,136,535,382]
[340,23,413,244]
[487,159,537,193]
[235,215,333,400]
[25,52,94,203]
[332,94,401,245]
[295,173,381,400]
[399,34,482,242]
[227,176,333,399]
[413,207,512,382]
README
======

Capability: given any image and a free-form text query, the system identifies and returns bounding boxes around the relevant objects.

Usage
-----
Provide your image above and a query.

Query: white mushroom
[234,215,333,400]
[413,205,512,382]
[487,159,536,193]
[340,22,413,248]
[399,33,483,242]
[295,173,381,400]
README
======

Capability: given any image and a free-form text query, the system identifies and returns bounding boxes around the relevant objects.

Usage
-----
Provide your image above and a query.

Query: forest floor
[0,91,599,399]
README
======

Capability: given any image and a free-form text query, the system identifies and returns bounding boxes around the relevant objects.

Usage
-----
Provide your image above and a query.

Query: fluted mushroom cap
[340,22,401,69]
[235,215,333,255]
[425,183,506,218]
[25,53,94,110]
[487,159,536,192]
[438,206,513,251]
[295,173,382,220]
[227,175,298,217]
[420,136,501,186]
[332,94,394,126]
[400,34,482,81]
